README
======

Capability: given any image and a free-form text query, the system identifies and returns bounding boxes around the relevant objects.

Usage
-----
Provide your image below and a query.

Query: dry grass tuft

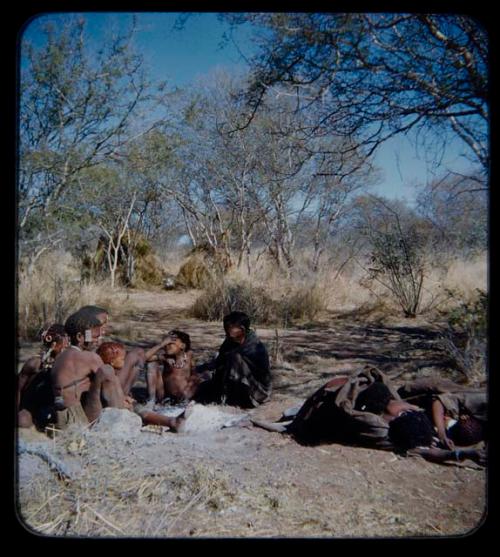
[17,250,134,339]
[175,255,215,289]
[191,278,327,326]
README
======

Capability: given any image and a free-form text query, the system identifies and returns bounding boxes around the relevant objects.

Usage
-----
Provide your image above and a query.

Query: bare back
[51,347,104,408]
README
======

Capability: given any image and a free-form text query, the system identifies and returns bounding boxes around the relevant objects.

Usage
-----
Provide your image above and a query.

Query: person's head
[40,323,69,355]
[65,306,108,349]
[388,411,435,451]
[355,382,394,415]
[96,342,126,369]
[76,305,109,334]
[447,414,485,446]
[223,311,250,342]
[165,330,191,356]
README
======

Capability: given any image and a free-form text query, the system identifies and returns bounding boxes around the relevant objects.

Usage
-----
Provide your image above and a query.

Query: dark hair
[65,308,103,341]
[96,342,126,365]
[40,323,67,347]
[76,305,108,322]
[223,311,250,332]
[355,382,394,415]
[388,411,435,451]
[447,415,485,446]
[168,330,191,352]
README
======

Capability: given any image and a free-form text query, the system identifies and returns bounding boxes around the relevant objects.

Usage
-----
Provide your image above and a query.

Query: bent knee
[96,365,118,382]
[18,409,34,428]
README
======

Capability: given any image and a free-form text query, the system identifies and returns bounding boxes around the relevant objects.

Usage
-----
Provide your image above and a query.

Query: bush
[367,227,426,318]
[283,285,326,322]
[191,279,326,326]
[191,280,279,324]
[438,288,487,385]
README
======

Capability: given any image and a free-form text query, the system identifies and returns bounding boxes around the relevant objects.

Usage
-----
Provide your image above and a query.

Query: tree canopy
[223,13,488,175]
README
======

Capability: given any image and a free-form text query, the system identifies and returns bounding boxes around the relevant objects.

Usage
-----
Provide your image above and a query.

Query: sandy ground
[15,289,487,539]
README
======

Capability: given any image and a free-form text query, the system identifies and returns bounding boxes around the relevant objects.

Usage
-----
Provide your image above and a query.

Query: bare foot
[173,401,196,433]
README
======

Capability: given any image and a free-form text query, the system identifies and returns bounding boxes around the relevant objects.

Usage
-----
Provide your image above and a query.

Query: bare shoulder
[19,356,42,375]
[67,349,104,367]
[89,351,105,365]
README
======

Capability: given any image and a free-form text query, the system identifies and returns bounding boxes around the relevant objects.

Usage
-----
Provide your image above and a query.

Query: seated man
[251,367,486,466]
[194,311,272,408]
[145,330,202,405]
[50,308,127,428]
[17,323,69,429]
[97,340,193,432]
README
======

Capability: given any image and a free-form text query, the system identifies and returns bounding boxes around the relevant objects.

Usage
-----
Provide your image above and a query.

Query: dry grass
[17,250,134,339]
[191,277,327,326]
[18,445,253,538]
[17,248,488,340]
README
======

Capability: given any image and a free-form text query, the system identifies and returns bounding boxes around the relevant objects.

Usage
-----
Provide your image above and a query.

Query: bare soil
[16,289,487,539]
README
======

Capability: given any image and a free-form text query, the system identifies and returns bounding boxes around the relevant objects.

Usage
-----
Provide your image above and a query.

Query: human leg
[138,402,194,432]
[82,367,125,423]
[116,365,139,397]
[18,409,34,428]
[146,361,164,403]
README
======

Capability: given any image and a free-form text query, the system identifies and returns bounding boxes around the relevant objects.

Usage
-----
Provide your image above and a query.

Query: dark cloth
[194,330,272,408]
[287,367,398,448]
[398,378,487,422]
[19,368,56,430]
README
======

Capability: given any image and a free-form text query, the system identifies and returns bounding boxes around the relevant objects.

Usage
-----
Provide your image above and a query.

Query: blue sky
[21,11,478,205]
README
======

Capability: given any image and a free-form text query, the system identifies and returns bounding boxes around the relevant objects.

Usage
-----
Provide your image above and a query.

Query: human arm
[407,446,486,466]
[143,339,169,362]
[17,357,41,407]
[431,398,455,450]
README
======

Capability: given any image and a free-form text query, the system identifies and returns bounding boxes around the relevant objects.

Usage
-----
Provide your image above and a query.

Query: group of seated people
[17,305,487,466]
[17,306,273,433]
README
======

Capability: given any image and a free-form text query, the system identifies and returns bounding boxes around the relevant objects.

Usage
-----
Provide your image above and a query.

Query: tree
[223,13,488,176]
[19,15,164,262]
[415,172,487,256]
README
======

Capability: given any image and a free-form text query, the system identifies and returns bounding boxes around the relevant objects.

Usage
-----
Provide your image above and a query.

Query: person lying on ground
[17,324,69,429]
[193,311,272,408]
[396,378,487,450]
[250,367,486,466]
[145,330,202,406]
[97,340,194,432]
[50,308,129,428]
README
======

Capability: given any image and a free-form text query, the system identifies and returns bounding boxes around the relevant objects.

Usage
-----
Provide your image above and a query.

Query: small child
[97,341,193,432]
[145,330,203,407]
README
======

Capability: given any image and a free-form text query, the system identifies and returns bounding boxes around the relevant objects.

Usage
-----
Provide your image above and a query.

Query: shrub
[191,279,279,324]
[191,279,326,326]
[438,288,487,385]
[282,285,326,322]
[367,227,426,318]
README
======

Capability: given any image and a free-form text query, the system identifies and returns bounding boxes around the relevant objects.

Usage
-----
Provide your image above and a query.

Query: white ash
[158,403,250,434]
[90,407,143,438]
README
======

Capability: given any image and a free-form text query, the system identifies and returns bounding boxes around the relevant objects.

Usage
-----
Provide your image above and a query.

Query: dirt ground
[16,289,487,539]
